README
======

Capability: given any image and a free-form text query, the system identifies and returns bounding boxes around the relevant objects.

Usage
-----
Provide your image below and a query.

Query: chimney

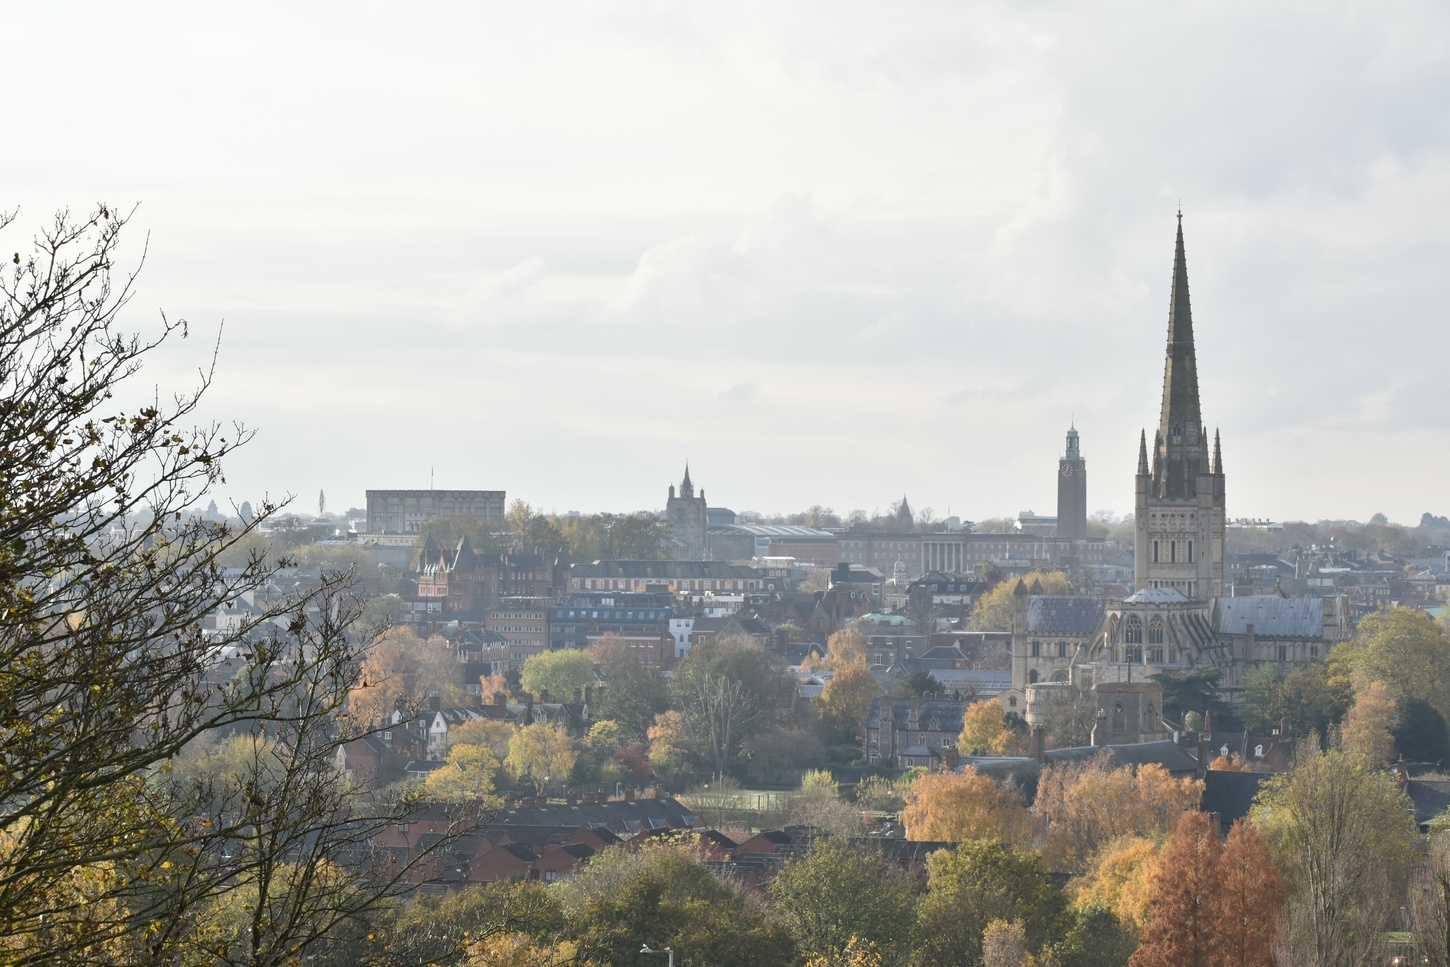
[539,689,550,703]
[573,687,582,704]
[625,787,636,802]
[943,747,961,769]
[584,686,594,704]
[909,696,921,730]
[429,694,441,713]
[504,794,516,810]
[1032,726,1046,763]
[1397,753,1410,791]
[566,790,578,807]
[1091,709,1107,747]
[494,691,508,708]
[1198,735,1211,778]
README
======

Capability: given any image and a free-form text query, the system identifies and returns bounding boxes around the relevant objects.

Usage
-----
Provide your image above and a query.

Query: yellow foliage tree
[817,662,880,741]
[1071,834,1164,930]
[971,570,1075,632]
[804,935,883,967]
[1032,754,1202,873]
[349,626,465,725]
[462,931,596,967]
[424,743,502,802]
[901,767,1033,844]
[505,722,578,793]
[451,718,515,762]
[958,698,1021,756]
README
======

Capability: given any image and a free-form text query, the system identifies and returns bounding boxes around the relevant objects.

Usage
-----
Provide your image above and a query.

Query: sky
[6,1,1450,525]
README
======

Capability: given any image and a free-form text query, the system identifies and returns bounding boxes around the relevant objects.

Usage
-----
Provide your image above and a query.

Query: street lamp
[640,944,673,967]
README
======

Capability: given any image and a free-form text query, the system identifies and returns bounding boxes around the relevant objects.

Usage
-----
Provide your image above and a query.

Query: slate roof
[1026,596,1108,635]
[866,697,967,732]
[1212,595,1325,638]
[571,561,759,580]
[490,797,699,835]
[1406,779,1450,830]
[1123,587,1190,605]
[1200,769,1271,826]
[1045,740,1202,775]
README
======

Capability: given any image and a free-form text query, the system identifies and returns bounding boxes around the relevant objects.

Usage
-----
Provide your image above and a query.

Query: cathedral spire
[1138,429,1149,475]
[1159,211,1202,445]
[681,462,694,498]
[1213,428,1223,475]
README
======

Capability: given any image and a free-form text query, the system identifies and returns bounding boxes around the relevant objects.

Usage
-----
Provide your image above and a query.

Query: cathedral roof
[1212,595,1326,638]
[1122,587,1190,605]
[1025,596,1108,635]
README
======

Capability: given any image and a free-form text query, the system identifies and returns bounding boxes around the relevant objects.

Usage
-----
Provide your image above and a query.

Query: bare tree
[0,207,453,965]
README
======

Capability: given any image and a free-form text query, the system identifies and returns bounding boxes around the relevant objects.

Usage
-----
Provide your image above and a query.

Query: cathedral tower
[1056,425,1087,540]
[1134,214,1226,599]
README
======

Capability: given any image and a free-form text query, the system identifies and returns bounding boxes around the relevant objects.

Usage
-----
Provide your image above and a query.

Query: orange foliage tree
[901,767,1032,844]
[817,662,880,742]
[1033,753,1202,873]
[1208,754,1255,772]
[1072,834,1165,931]
[958,698,1020,756]
[1130,814,1284,967]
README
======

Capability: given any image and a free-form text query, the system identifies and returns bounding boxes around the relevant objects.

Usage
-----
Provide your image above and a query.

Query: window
[1278,645,1288,662]
[1148,617,1164,645]
[1114,703,1127,732]
[1149,647,1164,664]
[1057,641,1068,657]
[1031,641,1041,657]
[1153,541,1159,563]
[1125,615,1143,644]
[1187,540,1194,562]
[1170,541,1176,563]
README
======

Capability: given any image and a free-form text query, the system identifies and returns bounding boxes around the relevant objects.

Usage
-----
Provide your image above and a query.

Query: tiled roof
[1200,770,1271,826]
[1123,587,1190,604]
[1045,740,1201,775]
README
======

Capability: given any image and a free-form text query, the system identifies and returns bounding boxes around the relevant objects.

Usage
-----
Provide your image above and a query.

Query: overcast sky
[7,1,1449,525]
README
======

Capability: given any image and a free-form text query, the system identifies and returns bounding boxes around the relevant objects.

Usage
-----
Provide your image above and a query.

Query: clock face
[1060,463,1073,476]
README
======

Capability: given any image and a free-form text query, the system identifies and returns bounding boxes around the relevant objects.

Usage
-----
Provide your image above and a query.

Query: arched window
[1170,541,1177,563]
[1153,541,1159,563]
[1147,617,1164,645]
[1125,615,1143,644]
[1109,615,1120,644]
[1029,670,1039,685]
[1187,540,1194,562]
[1113,703,1127,732]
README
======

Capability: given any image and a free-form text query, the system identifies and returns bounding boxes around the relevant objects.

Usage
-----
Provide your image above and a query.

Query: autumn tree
[1032,754,1202,873]
[1411,828,1450,967]
[1253,747,1418,967]
[971,570,1075,632]
[816,662,880,743]
[1071,835,1164,932]
[0,207,438,964]
[505,722,578,793]
[819,626,867,670]
[981,918,1028,967]
[901,767,1033,845]
[424,742,503,802]
[768,839,917,966]
[1215,819,1286,967]
[1340,679,1397,766]
[1130,811,1222,967]
[958,698,1019,756]
[519,648,596,701]
[351,626,466,724]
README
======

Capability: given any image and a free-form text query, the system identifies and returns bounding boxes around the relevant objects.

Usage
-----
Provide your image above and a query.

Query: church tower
[1134,214,1226,599]
[1056,425,1087,540]
[665,464,708,561]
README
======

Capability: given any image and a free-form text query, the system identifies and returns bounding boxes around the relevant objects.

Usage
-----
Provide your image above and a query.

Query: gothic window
[1149,647,1164,664]
[1057,641,1068,658]
[1148,617,1164,645]
[1125,615,1143,644]
[1113,703,1127,732]
[1187,540,1194,562]
[1125,646,1143,664]
[1109,615,1120,644]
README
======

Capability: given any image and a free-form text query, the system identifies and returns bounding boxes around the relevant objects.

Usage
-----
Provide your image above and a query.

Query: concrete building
[366,489,505,535]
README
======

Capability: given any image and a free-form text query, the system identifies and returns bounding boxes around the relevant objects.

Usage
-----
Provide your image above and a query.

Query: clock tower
[1056,425,1088,540]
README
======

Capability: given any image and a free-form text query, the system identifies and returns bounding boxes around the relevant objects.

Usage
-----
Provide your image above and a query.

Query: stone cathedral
[1133,212,1227,601]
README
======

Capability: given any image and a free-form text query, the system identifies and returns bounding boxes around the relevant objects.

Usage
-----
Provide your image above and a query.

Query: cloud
[721,381,760,402]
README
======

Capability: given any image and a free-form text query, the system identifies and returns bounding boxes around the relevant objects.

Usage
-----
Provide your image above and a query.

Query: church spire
[681,462,694,498]
[1138,429,1149,475]
[1213,428,1223,475]
[1159,211,1202,446]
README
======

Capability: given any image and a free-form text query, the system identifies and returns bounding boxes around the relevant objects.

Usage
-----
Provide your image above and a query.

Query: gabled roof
[1212,595,1326,638]
[1045,740,1201,775]
[1123,587,1189,605]
[1200,769,1271,826]
[1026,596,1108,635]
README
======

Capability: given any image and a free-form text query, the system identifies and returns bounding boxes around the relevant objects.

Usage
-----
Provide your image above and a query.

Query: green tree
[1047,905,1136,967]
[1252,747,1418,967]
[591,637,668,743]
[519,648,597,701]
[562,840,797,967]
[913,840,1066,967]
[1149,666,1234,726]
[1341,606,1450,724]
[769,839,918,966]
[671,638,794,778]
